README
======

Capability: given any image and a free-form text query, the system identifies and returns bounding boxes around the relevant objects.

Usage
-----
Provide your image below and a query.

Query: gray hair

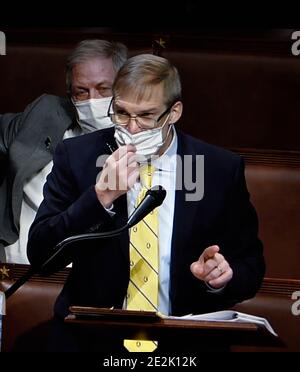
[113,54,182,107]
[66,39,128,93]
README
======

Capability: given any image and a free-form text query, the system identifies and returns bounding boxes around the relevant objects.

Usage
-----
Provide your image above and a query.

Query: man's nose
[126,117,141,134]
[89,89,102,99]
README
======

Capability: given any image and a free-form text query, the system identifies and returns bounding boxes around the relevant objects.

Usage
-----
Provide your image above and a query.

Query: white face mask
[73,97,114,133]
[114,122,173,162]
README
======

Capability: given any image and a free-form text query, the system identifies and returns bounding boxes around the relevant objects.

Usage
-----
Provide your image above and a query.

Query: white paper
[0,291,5,353]
[158,310,278,337]
[0,292,5,316]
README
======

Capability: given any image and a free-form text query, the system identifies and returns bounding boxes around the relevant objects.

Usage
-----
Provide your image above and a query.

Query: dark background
[1,26,299,151]
[0,0,299,28]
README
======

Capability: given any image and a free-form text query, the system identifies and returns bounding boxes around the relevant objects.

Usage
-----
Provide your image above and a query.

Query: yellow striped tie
[124,164,158,352]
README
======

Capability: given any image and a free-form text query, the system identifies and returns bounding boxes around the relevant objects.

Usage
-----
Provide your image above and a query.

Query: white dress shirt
[5,127,82,264]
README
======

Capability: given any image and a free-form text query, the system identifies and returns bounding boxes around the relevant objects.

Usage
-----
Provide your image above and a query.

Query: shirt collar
[152,126,178,172]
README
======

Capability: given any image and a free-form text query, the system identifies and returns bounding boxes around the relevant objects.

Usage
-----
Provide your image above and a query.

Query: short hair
[113,54,182,107]
[66,39,128,93]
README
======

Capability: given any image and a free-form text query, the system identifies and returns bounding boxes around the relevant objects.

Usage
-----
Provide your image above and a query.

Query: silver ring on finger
[216,265,223,275]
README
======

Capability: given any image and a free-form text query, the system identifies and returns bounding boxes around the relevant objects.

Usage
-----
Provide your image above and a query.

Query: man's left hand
[190,245,233,289]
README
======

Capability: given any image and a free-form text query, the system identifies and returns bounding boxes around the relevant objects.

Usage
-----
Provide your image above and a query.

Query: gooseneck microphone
[5,185,166,299]
[127,185,166,228]
[50,185,166,250]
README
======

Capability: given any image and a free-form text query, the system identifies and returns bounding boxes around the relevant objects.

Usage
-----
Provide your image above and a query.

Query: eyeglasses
[107,98,174,130]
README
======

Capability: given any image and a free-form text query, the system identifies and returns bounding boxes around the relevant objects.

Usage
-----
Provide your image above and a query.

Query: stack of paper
[158,310,277,337]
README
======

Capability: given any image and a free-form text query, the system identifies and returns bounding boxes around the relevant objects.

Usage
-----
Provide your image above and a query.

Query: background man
[0,39,127,263]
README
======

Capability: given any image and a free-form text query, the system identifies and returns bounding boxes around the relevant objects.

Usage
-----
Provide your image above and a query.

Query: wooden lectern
[64,307,283,352]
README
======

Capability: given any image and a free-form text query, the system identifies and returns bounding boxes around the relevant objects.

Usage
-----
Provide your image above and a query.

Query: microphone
[5,185,166,299]
[127,185,166,228]
[51,185,166,250]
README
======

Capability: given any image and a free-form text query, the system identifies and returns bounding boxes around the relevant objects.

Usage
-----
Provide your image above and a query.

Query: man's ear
[169,101,183,124]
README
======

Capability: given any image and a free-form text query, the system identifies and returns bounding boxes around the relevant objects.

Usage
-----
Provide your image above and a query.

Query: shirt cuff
[103,203,115,217]
[205,282,226,294]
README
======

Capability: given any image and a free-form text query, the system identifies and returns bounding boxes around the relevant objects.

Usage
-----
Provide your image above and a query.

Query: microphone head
[145,185,166,207]
[127,185,167,228]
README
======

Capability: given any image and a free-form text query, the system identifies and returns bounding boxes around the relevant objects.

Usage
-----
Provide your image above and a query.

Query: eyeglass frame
[107,97,175,130]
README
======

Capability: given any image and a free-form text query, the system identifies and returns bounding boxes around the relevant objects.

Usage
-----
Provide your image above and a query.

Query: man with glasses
[0,39,127,264]
[27,54,265,352]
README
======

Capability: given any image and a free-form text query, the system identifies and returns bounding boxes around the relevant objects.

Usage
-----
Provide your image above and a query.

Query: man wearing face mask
[0,39,127,263]
[27,54,265,352]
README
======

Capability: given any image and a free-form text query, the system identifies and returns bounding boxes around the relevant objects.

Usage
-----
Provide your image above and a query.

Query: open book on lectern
[68,306,277,337]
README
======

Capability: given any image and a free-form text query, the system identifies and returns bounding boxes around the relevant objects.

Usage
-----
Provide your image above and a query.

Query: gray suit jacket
[0,94,76,261]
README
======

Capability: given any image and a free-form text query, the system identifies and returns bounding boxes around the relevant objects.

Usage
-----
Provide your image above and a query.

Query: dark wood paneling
[2,28,298,57]
[2,264,298,300]
[1,28,300,150]
[233,148,300,167]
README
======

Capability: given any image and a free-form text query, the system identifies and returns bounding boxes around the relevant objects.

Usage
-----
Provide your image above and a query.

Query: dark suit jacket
[0,94,75,261]
[28,127,265,319]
